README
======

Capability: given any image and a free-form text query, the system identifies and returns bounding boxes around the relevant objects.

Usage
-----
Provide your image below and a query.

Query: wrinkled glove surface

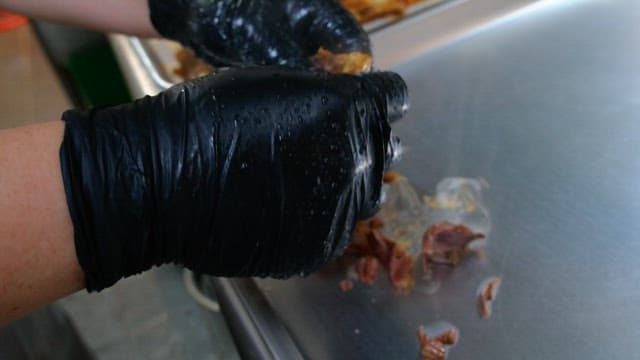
[148,0,370,68]
[60,67,407,291]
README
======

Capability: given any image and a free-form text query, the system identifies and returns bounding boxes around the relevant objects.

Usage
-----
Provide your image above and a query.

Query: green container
[67,42,131,108]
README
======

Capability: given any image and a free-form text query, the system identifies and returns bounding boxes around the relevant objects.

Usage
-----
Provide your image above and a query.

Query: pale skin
[0,122,81,325]
[0,0,158,324]
[0,0,159,38]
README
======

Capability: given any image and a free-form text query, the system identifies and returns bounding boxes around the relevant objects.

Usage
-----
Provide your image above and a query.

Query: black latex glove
[60,67,408,291]
[147,0,370,68]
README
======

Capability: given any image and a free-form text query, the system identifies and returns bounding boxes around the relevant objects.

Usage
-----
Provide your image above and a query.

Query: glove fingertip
[362,72,410,123]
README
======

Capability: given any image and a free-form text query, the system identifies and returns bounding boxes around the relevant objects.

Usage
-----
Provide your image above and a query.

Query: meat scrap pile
[345,218,415,293]
[341,0,423,23]
[174,44,372,80]
[336,174,502,358]
[172,48,214,81]
[341,216,486,295]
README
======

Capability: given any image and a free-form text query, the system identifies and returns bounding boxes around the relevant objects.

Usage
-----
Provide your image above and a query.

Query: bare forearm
[0,121,84,325]
[0,0,159,37]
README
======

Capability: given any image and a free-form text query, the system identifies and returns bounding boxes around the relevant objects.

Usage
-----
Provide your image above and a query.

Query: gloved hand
[147,0,370,68]
[60,67,408,291]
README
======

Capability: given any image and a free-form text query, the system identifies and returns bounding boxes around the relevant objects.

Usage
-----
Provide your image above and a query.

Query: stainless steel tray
[110,0,640,359]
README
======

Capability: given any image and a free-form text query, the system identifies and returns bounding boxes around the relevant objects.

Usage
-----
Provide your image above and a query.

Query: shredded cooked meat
[383,170,402,183]
[478,276,502,318]
[356,256,380,284]
[347,218,415,293]
[387,242,414,292]
[417,326,459,360]
[422,222,485,272]
[341,0,422,23]
[310,47,372,74]
[173,48,214,80]
[340,279,354,292]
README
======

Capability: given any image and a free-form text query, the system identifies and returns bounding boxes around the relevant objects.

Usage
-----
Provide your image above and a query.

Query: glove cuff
[59,93,190,291]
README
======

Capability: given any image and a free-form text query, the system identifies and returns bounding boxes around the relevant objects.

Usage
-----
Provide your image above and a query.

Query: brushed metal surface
[204,278,304,360]
[253,0,640,358]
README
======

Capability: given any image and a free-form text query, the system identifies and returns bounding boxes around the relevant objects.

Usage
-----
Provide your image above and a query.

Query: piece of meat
[173,48,214,80]
[435,328,459,345]
[346,218,415,293]
[310,47,372,74]
[356,256,380,284]
[387,243,414,294]
[340,279,354,292]
[346,218,385,255]
[341,0,422,23]
[478,276,502,319]
[417,326,458,360]
[422,222,485,272]
[383,170,402,183]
